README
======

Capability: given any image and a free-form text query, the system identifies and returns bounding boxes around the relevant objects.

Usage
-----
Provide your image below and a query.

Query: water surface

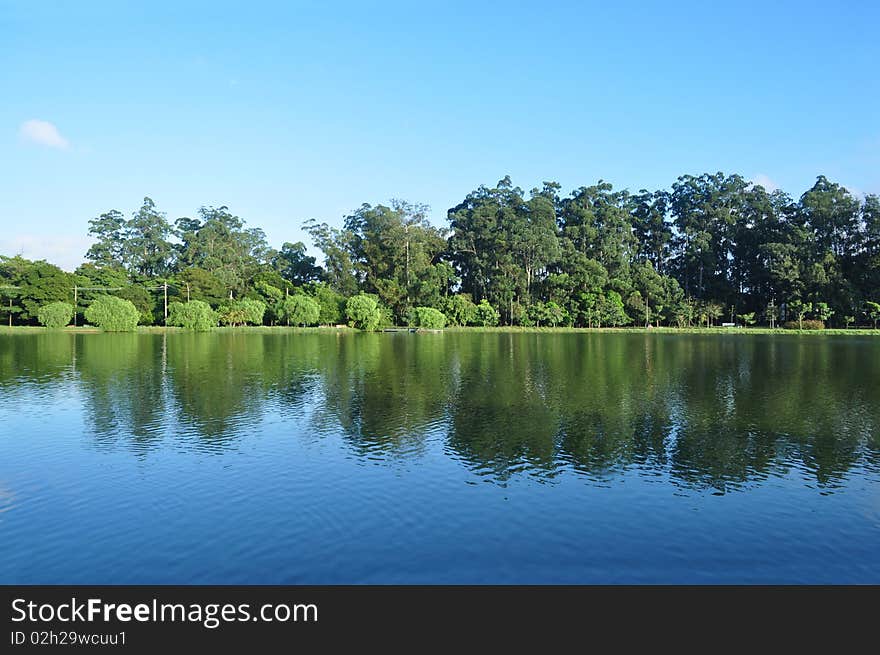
[1,331,878,583]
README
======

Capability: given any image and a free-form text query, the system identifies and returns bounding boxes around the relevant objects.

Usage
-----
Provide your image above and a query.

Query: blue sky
[2,0,878,270]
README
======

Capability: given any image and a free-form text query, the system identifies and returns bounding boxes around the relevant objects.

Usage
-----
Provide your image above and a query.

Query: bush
[167,300,217,331]
[473,299,499,327]
[409,306,446,329]
[346,294,382,331]
[84,296,140,332]
[219,299,266,326]
[280,294,320,326]
[782,320,825,330]
[115,285,156,325]
[443,295,477,326]
[308,283,346,325]
[37,301,74,329]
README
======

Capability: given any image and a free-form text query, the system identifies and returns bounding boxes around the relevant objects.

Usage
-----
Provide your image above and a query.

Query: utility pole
[147,280,178,324]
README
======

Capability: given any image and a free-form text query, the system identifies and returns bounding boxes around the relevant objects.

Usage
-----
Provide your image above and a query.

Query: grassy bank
[442,326,880,336]
[3,325,880,336]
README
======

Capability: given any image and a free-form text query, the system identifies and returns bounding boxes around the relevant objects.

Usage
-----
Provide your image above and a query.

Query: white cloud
[0,234,92,272]
[19,119,70,149]
[750,173,778,192]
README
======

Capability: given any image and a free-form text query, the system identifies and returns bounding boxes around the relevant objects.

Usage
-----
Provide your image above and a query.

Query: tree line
[2,172,879,329]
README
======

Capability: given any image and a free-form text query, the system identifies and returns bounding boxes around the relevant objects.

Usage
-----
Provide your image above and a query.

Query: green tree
[273,241,323,285]
[280,294,320,326]
[84,296,140,331]
[307,283,346,325]
[346,294,382,331]
[125,197,174,277]
[408,306,446,329]
[472,299,500,327]
[443,294,477,326]
[865,301,880,329]
[303,219,360,297]
[176,206,270,296]
[738,312,757,327]
[812,302,834,324]
[1,256,75,324]
[37,302,74,328]
[85,210,127,268]
[176,267,228,307]
[116,285,156,325]
[167,300,218,331]
[765,299,780,328]
[219,299,266,326]
[599,290,630,327]
[787,299,810,329]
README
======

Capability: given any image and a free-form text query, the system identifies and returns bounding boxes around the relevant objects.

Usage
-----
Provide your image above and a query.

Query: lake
[1,331,878,583]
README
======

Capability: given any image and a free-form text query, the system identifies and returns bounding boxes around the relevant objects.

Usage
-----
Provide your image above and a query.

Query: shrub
[167,300,217,331]
[473,299,499,327]
[37,301,74,329]
[280,294,320,326]
[782,320,825,330]
[443,295,477,326]
[219,299,266,326]
[377,304,395,329]
[409,306,446,329]
[345,294,381,331]
[84,295,140,332]
[308,283,346,325]
[115,285,156,325]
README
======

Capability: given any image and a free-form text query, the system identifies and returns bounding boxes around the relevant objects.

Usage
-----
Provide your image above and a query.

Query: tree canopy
[2,172,879,329]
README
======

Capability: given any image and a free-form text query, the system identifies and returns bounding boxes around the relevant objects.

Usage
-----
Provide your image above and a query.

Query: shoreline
[2,325,880,336]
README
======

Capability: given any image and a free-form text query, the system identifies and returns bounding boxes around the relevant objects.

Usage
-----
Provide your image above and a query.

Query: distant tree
[345,294,381,331]
[600,290,630,327]
[626,291,650,327]
[545,301,567,327]
[307,283,346,325]
[303,219,360,297]
[765,299,779,328]
[219,299,266,326]
[788,299,810,330]
[274,242,323,285]
[84,296,140,331]
[472,299,500,327]
[176,206,270,296]
[167,300,217,331]
[844,315,855,329]
[408,306,446,329]
[738,312,757,327]
[177,267,227,307]
[37,302,74,329]
[85,210,127,268]
[253,280,284,324]
[125,197,174,277]
[280,294,320,326]
[812,302,834,324]
[704,301,724,327]
[115,285,156,325]
[443,294,477,326]
[866,301,880,329]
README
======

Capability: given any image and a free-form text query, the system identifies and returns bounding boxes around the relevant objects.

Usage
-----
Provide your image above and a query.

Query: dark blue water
[1,331,878,583]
